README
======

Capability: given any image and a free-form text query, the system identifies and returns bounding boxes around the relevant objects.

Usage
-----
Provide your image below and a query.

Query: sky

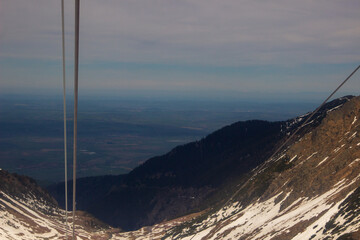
[0,0,360,101]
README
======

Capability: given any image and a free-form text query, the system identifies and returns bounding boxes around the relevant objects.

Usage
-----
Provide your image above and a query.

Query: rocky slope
[2,95,360,239]
[84,95,360,240]
[49,119,286,230]
[0,169,120,239]
[161,96,360,239]
[0,168,195,239]
[48,96,352,231]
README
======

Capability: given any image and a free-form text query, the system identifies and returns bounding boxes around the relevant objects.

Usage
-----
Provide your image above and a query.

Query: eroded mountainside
[48,96,353,231]
[2,96,360,239]
[49,119,285,231]
[163,96,360,239]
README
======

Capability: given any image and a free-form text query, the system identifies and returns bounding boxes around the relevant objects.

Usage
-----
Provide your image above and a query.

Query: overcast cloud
[0,0,359,99]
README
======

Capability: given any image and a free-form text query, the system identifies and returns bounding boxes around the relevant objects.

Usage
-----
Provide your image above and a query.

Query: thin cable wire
[264,64,360,166]
[190,64,360,240]
[72,0,80,239]
[61,0,69,239]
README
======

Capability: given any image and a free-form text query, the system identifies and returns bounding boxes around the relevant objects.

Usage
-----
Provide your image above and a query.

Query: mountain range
[1,95,359,239]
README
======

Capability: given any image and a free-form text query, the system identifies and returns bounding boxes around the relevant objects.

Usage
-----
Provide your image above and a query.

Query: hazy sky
[0,0,359,100]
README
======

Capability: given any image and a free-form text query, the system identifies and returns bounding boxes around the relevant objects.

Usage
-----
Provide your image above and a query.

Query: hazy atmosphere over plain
[0,0,360,100]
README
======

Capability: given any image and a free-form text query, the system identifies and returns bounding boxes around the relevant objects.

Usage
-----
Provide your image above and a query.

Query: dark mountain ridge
[48,96,354,231]
[168,95,360,239]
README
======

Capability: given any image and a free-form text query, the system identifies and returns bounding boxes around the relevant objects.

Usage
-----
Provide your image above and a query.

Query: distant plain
[0,94,318,185]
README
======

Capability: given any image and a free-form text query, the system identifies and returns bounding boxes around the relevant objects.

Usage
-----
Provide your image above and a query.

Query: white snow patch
[327,105,343,113]
[275,154,286,162]
[0,191,107,240]
[299,112,311,118]
[306,152,318,160]
[181,178,357,240]
[281,180,289,188]
[348,131,357,140]
[300,120,315,129]
[317,156,329,167]
[352,116,357,125]
[289,155,297,163]
[333,144,345,153]
[292,189,356,240]
[333,178,347,188]
[349,158,360,167]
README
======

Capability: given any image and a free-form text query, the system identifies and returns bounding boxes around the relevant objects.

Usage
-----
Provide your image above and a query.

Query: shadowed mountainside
[1,96,359,239]
[48,96,354,231]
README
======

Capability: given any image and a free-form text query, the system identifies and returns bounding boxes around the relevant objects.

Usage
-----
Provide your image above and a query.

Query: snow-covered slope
[168,178,360,240]
[0,172,190,240]
[0,170,121,240]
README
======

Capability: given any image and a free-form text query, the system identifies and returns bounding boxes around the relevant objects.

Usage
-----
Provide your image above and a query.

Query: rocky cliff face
[163,96,360,239]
